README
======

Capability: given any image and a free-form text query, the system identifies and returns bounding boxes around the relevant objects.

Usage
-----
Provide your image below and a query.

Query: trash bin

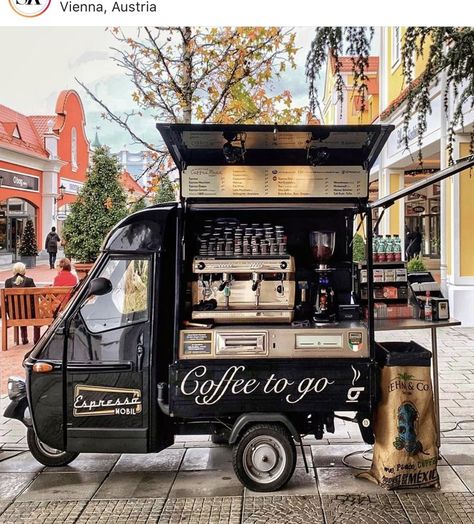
[359,341,439,490]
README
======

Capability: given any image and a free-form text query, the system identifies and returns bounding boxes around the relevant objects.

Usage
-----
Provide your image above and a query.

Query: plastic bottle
[373,236,379,262]
[424,290,432,321]
[386,235,393,262]
[393,234,401,261]
[378,235,386,262]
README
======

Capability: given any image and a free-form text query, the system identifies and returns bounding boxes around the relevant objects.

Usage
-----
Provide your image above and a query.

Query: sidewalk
[0,326,473,522]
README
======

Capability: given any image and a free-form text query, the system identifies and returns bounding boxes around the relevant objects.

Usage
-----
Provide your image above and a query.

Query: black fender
[229,413,300,444]
[3,397,31,427]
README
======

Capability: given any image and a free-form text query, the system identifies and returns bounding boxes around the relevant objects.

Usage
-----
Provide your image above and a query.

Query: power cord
[341,448,373,470]
[441,419,474,433]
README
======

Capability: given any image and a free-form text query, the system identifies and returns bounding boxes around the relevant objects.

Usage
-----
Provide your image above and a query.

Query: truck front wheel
[27,428,79,467]
[232,423,296,492]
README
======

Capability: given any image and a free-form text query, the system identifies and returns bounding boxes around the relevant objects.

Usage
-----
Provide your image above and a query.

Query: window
[71,127,78,171]
[392,27,401,67]
[80,258,149,333]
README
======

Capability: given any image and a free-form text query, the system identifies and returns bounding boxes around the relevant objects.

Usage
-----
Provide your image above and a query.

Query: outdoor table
[374,317,461,448]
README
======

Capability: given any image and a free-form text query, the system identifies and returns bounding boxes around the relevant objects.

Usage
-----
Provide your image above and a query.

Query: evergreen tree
[153,176,176,204]
[19,219,38,257]
[63,146,128,263]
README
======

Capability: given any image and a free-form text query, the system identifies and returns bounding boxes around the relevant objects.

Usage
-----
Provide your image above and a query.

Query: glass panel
[80,258,149,334]
[0,218,6,252]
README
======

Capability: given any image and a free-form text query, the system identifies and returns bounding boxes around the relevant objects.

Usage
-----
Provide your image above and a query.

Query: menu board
[182,165,368,199]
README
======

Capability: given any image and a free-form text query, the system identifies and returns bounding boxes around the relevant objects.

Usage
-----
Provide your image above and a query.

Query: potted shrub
[62,146,128,280]
[407,255,426,273]
[19,219,38,268]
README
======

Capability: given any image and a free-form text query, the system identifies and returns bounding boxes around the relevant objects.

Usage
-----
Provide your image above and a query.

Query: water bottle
[386,235,393,262]
[373,236,379,262]
[378,235,386,262]
[393,234,401,261]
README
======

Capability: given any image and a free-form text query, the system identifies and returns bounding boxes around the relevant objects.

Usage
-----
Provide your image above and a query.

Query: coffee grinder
[310,230,337,323]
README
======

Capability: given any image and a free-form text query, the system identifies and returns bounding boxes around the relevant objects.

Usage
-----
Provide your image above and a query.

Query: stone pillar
[41,170,58,253]
[445,140,474,326]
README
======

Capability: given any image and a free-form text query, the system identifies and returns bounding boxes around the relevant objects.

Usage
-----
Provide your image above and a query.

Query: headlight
[7,377,26,401]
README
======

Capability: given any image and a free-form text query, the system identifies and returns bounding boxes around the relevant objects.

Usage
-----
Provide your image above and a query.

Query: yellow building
[323,29,474,325]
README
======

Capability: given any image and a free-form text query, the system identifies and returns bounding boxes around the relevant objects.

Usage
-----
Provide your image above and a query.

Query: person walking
[5,262,41,345]
[45,226,61,269]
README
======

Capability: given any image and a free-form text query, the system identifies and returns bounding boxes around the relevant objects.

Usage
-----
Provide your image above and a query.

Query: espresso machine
[190,221,295,323]
[310,230,337,323]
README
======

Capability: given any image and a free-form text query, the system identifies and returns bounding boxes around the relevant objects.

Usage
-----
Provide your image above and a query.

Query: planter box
[20,256,37,269]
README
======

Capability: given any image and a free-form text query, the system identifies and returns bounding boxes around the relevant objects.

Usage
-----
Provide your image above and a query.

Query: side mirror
[88,277,112,297]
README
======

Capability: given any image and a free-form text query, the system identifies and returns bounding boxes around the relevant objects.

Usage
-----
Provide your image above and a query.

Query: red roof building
[0,90,89,264]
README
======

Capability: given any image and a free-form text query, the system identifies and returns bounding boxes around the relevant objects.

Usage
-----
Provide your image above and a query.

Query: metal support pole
[431,326,441,449]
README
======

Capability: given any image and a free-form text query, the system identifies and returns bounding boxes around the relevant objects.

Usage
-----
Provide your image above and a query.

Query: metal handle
[136,333,145,371]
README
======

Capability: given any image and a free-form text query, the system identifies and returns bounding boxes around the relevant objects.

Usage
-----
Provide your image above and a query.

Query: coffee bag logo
[9,0,51,17]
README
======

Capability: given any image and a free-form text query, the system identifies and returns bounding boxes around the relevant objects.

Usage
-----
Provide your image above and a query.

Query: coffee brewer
[310,230,337,323]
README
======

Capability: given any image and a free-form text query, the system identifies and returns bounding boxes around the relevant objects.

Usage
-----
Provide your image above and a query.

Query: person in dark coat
[45,226,61,269]
[4,262,41,345]
[406,227,422,259]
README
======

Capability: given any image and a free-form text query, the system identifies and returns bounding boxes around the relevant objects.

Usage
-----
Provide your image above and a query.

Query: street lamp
[54,183,66,203]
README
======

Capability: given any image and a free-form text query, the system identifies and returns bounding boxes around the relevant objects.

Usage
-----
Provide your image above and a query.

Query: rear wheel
[27,428,79,467]
[232,423,296,492]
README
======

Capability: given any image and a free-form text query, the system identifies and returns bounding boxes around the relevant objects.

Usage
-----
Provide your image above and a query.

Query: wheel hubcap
[251,444,278,472]
[243,435,287,484]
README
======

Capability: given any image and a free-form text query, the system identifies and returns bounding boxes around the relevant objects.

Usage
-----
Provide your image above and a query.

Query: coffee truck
[5,125,474,492]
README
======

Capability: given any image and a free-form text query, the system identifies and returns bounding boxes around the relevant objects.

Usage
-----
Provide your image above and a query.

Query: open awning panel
[156,124,394,170]
[156,124,394,202]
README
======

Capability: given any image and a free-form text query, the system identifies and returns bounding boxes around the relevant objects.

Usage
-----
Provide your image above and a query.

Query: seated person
[4,262,40,345]
[53,258,78,287]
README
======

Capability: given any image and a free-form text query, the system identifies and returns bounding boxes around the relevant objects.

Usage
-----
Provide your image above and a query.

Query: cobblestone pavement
[0,327,473,522]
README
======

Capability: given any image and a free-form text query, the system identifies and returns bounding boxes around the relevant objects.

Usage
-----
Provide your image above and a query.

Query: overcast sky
[0,27,352,152]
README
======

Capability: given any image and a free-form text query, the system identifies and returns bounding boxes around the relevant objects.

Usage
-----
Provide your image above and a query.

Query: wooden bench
[1,287,73,351]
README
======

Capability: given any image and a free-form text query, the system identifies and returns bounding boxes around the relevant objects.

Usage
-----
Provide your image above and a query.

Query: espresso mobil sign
[170,361,373,416]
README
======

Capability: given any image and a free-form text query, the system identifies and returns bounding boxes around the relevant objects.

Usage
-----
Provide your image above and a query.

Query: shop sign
[61,178,84,195]
[0,169,39,192]
[412,206,425,214]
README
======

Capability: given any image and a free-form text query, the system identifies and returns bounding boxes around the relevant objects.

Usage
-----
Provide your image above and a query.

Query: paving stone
[0,452,44,473]
[321,493,409,523]
[398,492,474,523]
[311,444,373,468]
[0,500,12,517]
[44,453,120,473]
[243,495,323,523]
[0,472,35,499]
[169,470,243,498]
[317,467,388,494]
[0,500,86,523]
[114,449,185,472]
[159,496,241,523]
[180,447,233,471]
[0,451,22,462]
[245,467,317,497]
[77,498,165,523]
[93,471,176,499]
[17,472,107,501]
[452,466,474,493]
[441,444,474,465]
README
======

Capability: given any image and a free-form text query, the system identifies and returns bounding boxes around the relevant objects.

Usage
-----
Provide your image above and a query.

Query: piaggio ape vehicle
[5,124,474,491]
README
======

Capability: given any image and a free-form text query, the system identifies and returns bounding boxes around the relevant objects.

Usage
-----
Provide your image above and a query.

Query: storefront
[0,90,89,264]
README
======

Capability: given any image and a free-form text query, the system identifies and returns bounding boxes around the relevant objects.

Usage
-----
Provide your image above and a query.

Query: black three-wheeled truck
[5,124,474,491]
